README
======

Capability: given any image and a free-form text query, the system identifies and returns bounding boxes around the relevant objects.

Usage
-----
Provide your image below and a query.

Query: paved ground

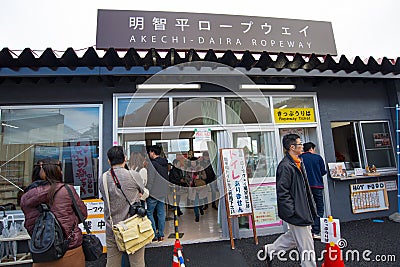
[86,216,399,266]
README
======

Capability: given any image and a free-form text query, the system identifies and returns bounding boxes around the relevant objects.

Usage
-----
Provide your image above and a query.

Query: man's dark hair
[107,146,125,166]
[282,134,301,150]
[149,145,161,156]
[303,142,316,152]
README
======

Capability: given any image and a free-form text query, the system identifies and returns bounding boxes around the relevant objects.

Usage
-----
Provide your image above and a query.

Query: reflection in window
[0,106,101,204]
[173,97,221,126]
[225,97,271,124]
[233,131,278,179]
[272,96,314,109]
[118,98,169,127]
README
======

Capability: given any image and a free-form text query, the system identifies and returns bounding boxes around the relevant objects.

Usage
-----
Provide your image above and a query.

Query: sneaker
[158,236,164,242]
[312,233,321,239]
[152,237,158,242]
[203,204,209,210]
[200,208,204,215]
[195,216,199,222]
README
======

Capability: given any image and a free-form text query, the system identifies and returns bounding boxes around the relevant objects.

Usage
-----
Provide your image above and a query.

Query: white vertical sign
[320,217,341,244]
[221,148,252,216]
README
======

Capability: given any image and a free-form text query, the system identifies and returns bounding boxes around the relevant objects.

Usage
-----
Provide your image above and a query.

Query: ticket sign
[320,217,341,244]
[274,108,315,123]
[80,199,107,252]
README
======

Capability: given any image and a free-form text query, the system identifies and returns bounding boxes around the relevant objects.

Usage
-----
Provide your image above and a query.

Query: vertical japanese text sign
[71,141,95,198]
[221,148,252,216]
[220,148,258,249]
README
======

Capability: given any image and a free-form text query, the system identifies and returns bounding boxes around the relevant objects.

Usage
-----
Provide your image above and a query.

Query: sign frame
[220,148,258,249]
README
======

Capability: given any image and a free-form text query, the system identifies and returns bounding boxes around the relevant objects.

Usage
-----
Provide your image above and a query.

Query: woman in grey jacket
[99,146,145,267]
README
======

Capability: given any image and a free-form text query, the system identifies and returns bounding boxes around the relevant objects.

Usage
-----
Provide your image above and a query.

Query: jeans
[146,197,165,238]
[193,193,206,218]
[311,187,324,234]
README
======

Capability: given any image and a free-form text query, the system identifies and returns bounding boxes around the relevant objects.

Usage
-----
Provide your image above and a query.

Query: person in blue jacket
[300,142,327,239]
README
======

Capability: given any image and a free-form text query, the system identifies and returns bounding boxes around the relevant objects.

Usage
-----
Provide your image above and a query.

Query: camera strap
[109,168,133,208]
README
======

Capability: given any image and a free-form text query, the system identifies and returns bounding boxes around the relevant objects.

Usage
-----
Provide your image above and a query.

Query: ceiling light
[240,84,296,90]
[136,84,201,89]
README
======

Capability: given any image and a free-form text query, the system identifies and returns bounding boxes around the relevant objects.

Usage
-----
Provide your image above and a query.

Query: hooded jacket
[276,154,317,226]
[147,156,169,199]
[20,181,88,250]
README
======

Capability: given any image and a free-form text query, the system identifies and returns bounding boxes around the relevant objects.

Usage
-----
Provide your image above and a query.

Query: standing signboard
[220,148,258,249]
[80,199,107,253]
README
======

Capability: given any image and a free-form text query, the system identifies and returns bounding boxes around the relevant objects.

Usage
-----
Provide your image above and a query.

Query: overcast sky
[1,0,399,59]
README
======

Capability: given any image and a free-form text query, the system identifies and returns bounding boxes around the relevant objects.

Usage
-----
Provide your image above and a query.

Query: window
[0,105,101,204]
[172,97,221,126]
[331,121,396,170]
[225,96,271,124]
[118,98,169,127]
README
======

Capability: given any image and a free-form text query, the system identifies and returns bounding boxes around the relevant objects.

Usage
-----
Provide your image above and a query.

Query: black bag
[29,203,69,263]
[64,185,103,261]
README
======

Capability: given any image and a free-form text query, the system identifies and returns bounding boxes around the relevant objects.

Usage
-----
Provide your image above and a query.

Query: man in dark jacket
[300,142,327,239]
[264,134,317,267]
[146,145,169,241]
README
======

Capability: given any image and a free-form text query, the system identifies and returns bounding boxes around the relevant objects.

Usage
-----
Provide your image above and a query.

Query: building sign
[274,108,315,123]
[80,199,106,252]
[194,128,211,141]
[96,9,337,55]
[350,182,389,213]
[249,183,281,228]
[220,148,252,216]
[71,141,95,198]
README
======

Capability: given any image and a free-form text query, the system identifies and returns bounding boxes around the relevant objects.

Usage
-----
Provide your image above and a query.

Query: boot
[177,207,183,216]
[203,203,209,210]
[212,202,218,210]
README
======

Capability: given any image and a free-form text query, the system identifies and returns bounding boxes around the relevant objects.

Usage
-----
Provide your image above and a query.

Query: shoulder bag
[103,169,154,254]
[64,185,103,261]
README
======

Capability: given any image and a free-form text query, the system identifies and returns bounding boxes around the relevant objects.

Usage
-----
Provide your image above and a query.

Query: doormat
[168,233,184,239]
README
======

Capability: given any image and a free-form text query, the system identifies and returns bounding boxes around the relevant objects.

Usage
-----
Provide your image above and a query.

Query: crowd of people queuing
[19,144,218,266]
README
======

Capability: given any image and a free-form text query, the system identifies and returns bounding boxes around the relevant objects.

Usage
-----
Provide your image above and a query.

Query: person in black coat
[263,134,317,267]
[169,159,186,216]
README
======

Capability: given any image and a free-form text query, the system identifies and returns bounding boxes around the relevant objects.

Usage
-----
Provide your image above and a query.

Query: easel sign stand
[220,148,258,249]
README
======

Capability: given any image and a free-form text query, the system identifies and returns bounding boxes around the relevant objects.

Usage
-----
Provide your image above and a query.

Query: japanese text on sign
[274,108,315,123]
[80,199,106,252]
[97,10,337,55]
[221,148,252,216]
[71,141,95,198]
[350,182,389,213]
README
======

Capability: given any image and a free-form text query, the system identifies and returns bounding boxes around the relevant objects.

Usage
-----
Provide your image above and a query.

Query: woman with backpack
[21,158,88,267]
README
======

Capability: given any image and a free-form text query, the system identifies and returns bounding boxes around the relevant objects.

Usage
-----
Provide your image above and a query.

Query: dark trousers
[311,187,324,234]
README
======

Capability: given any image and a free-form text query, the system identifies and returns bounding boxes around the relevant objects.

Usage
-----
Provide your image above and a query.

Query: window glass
[233,131,278,179]
[118,98,169,127]
[331,121,395,170]
[360,122,395,168]
[1,106,101,204]
[225,97,271,124]
[172,97,221,126]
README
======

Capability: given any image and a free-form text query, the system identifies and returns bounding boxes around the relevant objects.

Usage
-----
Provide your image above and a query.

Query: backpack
[29,203,70,263]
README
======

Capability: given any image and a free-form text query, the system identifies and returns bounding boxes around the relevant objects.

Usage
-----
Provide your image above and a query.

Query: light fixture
[278,105,288,109]
[239,84,296,90]
[1,123,19,129]
[136,84,201,90]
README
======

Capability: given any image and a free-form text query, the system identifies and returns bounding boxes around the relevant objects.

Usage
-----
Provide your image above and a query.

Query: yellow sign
[274,108,315,123]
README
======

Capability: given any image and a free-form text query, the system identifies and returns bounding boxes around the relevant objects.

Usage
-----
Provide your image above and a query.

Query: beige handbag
[103,171,154,254]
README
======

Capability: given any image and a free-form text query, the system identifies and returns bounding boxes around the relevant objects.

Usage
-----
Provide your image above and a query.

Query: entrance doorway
[119,130,222,246]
